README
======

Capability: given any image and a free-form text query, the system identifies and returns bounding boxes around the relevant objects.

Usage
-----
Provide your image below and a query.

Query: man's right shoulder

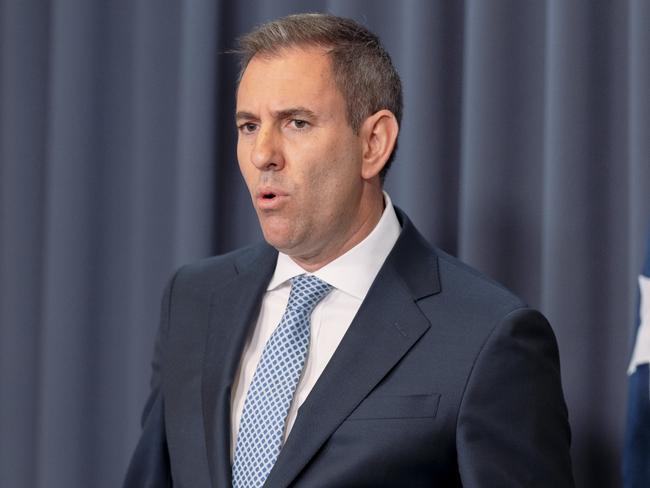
[169,241,276,292]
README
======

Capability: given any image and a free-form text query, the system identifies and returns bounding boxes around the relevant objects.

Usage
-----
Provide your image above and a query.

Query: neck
[290,189,385,272]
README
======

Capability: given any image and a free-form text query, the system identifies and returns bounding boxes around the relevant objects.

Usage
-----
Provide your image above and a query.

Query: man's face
[236,47,372,266]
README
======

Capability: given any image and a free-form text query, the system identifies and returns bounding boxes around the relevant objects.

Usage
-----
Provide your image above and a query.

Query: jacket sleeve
[122,272,178,488]
[456,307,574,487]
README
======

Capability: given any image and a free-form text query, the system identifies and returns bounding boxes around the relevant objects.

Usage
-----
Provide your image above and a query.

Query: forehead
[236,46,344,111]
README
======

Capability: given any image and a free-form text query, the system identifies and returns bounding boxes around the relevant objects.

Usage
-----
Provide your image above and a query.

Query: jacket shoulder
[433,246,527,316]
[172,242,274,290]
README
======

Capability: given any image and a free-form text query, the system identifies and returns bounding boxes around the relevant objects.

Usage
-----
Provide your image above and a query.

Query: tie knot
[287,274,332,313]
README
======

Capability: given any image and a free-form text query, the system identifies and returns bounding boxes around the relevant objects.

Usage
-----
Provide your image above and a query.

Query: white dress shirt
[230,192,401,458]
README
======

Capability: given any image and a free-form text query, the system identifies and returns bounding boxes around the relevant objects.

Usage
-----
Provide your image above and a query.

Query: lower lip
[256,195,288,210]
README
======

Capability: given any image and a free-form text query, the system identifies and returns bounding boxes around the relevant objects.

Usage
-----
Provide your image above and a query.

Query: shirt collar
[267,192,401,300]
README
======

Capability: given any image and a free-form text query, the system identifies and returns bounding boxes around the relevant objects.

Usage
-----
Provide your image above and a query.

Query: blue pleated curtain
[1,1,648,487]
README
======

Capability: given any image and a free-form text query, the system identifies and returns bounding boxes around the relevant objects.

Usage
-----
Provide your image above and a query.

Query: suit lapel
[201,245,277,488]
[264,213,441,487]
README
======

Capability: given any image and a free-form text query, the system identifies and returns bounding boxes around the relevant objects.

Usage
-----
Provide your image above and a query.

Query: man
[124,13,574,487]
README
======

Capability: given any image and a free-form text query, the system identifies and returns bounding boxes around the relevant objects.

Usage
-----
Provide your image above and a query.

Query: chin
[260,225,294,252]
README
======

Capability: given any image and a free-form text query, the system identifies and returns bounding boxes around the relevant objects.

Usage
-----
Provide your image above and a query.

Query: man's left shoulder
[394,208,524,311]
[432,246,527,313]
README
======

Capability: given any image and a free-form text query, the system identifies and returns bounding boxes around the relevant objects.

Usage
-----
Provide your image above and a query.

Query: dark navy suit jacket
[124,210,574,487]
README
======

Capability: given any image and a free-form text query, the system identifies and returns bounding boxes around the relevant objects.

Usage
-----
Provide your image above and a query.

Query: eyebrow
[235,111,257,122]
[275,107,317,120]
[235,107,318,122]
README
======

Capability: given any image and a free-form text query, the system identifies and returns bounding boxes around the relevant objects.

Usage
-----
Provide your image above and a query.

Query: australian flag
[624,224,650,487]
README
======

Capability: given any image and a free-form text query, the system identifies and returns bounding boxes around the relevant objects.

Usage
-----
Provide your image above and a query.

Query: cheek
[302,158,359,217]
[318,141,361,186]
[237,145,255,188]
[236,141,247,170]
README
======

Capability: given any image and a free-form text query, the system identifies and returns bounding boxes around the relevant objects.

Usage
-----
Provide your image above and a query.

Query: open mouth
[256,188,286,208]
[258,187,287,200]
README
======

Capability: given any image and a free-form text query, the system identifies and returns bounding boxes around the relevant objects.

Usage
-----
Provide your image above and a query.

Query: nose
[250,126,284,171]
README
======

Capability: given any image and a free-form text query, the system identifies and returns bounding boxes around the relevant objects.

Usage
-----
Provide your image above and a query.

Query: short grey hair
[234,13,403,179]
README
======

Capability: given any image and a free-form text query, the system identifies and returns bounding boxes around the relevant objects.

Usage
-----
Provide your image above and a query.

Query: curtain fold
[1,1,648,486]
[0,2,50,487]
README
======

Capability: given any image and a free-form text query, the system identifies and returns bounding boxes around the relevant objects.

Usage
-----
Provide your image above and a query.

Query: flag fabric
[624,225,650,488]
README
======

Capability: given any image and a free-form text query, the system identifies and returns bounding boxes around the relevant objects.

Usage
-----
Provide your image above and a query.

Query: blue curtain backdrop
[1,1,649,487]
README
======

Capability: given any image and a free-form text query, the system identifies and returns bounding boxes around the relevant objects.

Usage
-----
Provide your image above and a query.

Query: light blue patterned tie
[232,274,332,488]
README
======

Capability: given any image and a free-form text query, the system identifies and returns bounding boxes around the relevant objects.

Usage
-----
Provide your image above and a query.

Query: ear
[359,109,399,180]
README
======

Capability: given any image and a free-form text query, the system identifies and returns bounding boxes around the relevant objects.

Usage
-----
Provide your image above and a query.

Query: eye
[290,119,309,130]
[238,122,258,134]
